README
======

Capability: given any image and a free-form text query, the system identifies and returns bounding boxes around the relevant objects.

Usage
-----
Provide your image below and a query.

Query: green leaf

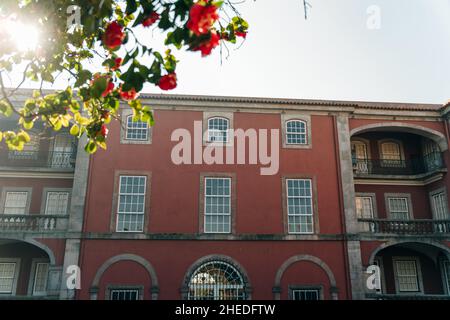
[85,141,97,154]
[70,124,80,136]
[125,0,138,15]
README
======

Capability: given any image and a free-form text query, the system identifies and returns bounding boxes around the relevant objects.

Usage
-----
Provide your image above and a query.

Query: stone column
[336,114,366,300]
[59,135,90,299]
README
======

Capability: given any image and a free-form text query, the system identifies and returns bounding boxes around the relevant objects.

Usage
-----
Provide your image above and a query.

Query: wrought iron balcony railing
[353,151,444,176]
[0,151,76,169]
[358,218,450,235]
[366,293,450,300]
[0,214,69,232]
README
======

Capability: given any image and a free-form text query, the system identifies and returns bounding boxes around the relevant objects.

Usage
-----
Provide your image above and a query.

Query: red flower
[100,124,109,137]
[235,31,247,39]
[103,21,125,50]
[111,57,122,71]
[194,31,220,57]
[91,74,115,98]
[158,73,177,91]
[187,3,219,35]
[119,86,138,101]
[142,12,160,27]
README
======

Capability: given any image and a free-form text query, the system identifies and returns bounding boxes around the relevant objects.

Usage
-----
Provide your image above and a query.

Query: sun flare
[6,20,39,52]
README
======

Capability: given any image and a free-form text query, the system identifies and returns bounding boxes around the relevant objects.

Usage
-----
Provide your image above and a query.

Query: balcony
[0,214,69,232]
[366,293,450,300]
[0,151,76,170]
[353,151,445,176]
[358,218,450,235]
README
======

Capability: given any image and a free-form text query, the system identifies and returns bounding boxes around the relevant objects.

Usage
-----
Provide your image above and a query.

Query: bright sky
[8,0,450,104]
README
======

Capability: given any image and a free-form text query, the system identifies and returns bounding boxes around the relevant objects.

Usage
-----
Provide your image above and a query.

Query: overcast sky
[9,0,450,104]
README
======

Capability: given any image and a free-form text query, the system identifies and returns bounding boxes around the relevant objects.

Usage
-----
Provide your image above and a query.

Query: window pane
[381,142,401,160]
[286,179,313,234]
[395,260,419,292]
[0,263,16,293]
[432,192,448,220]
[4,192,28,215]
[45,192,69,215]
[117,176,146,232]
[292,289,320,300]
[388,198,409,220]
[33,263,49,295]
[208,118,229,143]
[204,178,231,233]
[126,116,149,141]
[286,120,307,145]
[356,196,374,219]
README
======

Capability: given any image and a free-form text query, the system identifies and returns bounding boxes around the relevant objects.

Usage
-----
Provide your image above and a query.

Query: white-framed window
[431,191,449,220]
[394,258,421,293]
[355,196,374,219]
[388,197,410,220]
[204,177,231,233]
[110,289,140,300]
[3,192,28,215]
[116,176,147,232]
[286,179,313,234]
[125,115,149,141]
[32,262,49,296]
[0,261,18,294]
[286,120,307,145]
[207,117,229,143]
[187,260,246,300]
[45,192,69,215]
[291,288,321,300]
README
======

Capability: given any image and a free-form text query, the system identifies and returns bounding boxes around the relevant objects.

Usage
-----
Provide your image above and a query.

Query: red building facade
[1,91,449,300]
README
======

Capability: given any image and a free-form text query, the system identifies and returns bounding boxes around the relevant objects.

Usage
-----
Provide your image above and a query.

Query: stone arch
[181,254,252,299]
[274,254,338,300]
[368,240,450,266]
[90,254,159,300]
[0,237,56,265]
[350,122,448,151]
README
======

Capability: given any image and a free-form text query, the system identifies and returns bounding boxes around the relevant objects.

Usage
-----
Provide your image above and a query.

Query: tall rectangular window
[431,192,448,220]
[388,197,410,220]
[3,192,28,215]
[125,116,149,141]
[355,196,374,219]
[286,179,313,234]
[110,289,139,300]
[45,192,69,215]
[394,259,420,292]
[116,176,146,232]
[32,262,49,296]
[0,262,16,293]
[204,177,231,233]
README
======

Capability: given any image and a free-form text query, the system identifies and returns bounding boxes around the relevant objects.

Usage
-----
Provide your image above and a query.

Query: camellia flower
[187,3,219,35]
[235,31,247,39]
[103,21,125,50]
[100,124,109,137]
[194,30,220,57]
[158,73,177,91]
[142,12,160,27]
[119,86,138,101]
[91,74,115,98]
[111,57,122,71]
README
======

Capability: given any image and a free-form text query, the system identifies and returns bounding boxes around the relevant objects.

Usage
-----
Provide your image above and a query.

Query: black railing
[358,218,450,235]
[0,151,76,169]
[366,293,450,300]
[353,151,444,175]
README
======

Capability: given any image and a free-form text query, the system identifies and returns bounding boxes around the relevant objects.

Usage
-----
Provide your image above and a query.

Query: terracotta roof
[140,93,444,112]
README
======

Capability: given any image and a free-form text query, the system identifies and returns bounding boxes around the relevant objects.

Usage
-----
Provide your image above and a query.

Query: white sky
[7,0,450,104]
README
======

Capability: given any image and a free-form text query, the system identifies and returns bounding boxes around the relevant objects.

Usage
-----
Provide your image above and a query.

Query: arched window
[188,261,246,300]
[207,117,229,143]
[126,115,149,141]
[286,120,307,145]
[380,141,402,161]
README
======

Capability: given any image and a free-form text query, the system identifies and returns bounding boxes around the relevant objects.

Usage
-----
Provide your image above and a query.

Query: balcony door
[51,135,74,168]
[352,141,369,173]
[380,141,404,168]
